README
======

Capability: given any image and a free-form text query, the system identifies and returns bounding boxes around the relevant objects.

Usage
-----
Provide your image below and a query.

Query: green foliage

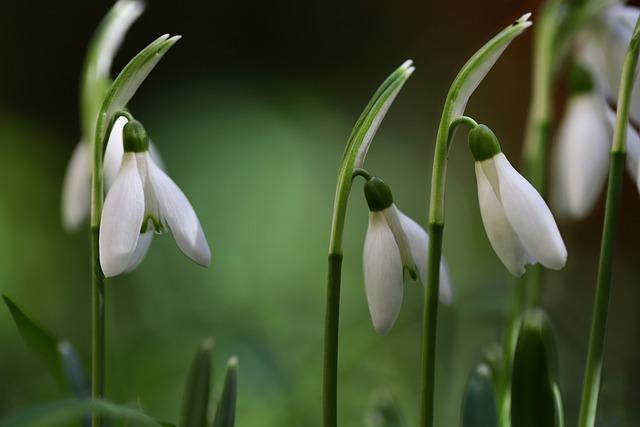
[461,362,499,427]
[2,295,88,396]
[363,390,404,427]
[510,309,562,427]
[212,357,238,427]
[180,340,214,427]
[0,399,161,427]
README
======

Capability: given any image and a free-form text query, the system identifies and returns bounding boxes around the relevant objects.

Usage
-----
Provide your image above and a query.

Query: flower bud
[468,124,501,161]
[123,119,149,153]
[364,177,394,211]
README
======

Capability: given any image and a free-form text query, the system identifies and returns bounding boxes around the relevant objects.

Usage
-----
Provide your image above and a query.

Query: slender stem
[323,254,342,427]
[90,109,109,427]
[578,15,640,427]
[419,223,443,427]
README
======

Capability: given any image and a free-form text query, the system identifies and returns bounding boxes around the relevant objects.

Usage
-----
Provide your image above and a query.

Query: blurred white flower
[471,125,567,276]
[362,177,452,335]
[551,3,640,219]
[61,0,144,232]
[99,120,210,277]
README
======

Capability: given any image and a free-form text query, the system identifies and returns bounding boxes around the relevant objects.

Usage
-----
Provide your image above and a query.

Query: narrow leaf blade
[212,357,238,427]
[510,309,558,427]
[461,362,500,427]
[180,339,213,427]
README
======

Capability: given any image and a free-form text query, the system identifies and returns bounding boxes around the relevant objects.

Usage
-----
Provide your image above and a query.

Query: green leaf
[552,383,565,427]
[461,362,499,427]
[180,339,214,427]
[510,309,559,427]
[2,295,88,396]
[80,0,144,140]
[95,33,181,146]
[212,357,238,427]
[0,399,162,427]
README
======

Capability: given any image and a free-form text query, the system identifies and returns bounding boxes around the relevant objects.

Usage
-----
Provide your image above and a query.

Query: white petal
[61,141,91,232]
[103,116,128,189]
[381,205,417,275]
[476,160,534,276]
[494,153,568,271]
[395,208,453,304]
[99,153,145,277]
[95,0,145,77]
[552,94,610,219]
[144,154,211,266]
[124,231,153,273]
[363,212,403,335]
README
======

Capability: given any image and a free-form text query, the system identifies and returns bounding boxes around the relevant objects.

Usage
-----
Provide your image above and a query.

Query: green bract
[429,13,532,224]
[329,60,414,254]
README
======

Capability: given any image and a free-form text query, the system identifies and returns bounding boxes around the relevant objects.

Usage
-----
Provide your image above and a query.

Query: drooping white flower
[362,177,452,335]
[99,120,210,277]
[61,0,144,232]
[550,4,640,220]
[470,125,567,276]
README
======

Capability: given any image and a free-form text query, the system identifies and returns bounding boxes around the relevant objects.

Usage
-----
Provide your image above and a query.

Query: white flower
[362,178,452,335]
[99,120,210,277]
[550,4,640,220]
[552,93,610,219]
[471,125,567,276]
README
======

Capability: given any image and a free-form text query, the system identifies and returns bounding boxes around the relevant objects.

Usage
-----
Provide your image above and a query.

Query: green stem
[577,15,640,427]
[419,223,443,427]
[90,106,110,427]
[323,254,342,427]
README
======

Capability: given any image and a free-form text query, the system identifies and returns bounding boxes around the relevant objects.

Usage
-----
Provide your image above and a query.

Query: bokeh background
[1,0,639,425]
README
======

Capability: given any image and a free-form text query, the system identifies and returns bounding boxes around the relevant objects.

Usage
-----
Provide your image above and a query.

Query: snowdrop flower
[362,177,452,335]
[552,3,640,219]
[99,119,210,277]
[61,0,144,232]
[470,125,567,276]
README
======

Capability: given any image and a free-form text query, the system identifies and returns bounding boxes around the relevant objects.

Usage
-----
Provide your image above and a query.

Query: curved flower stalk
[470,125,567,276]
[99,119,210,277]
[323,61,415,427]
[419,14,532,427]
[61,0,144,232]
[362,177,452,335]
[552,4,640,219]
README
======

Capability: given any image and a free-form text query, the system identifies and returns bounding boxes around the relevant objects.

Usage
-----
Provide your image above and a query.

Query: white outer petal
[476,160,534,276]
[381,205,417,275]
[552,94,610,219]
[144,154,211,267]
[99,153,145,277]
[363,212,403,335]
[124,231,153,273]
[96,0,145,77]
[61,141,91,232]
[395,208,453,304]
[103,116,128,189]
[494,153,568,271]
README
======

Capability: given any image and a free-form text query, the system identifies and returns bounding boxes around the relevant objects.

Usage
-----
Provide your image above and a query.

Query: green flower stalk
[420,14,531,427]
[88,33,180,427]
[323,60,415,427]
[577,13,640,427]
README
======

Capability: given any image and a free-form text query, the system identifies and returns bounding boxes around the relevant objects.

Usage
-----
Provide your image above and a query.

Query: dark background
[1,1,639,426]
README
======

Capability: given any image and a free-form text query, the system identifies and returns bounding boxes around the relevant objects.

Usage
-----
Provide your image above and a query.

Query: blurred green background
[1,0,640,426]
